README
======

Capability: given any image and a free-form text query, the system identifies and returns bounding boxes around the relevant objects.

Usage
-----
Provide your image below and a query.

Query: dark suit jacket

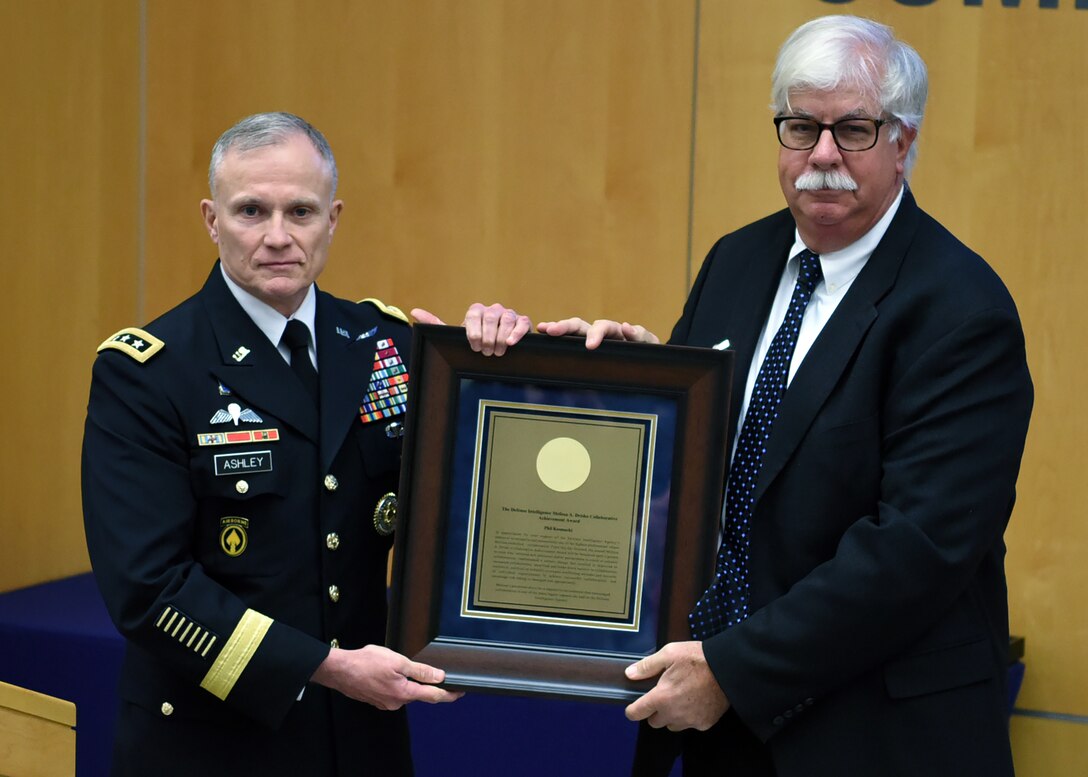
[657,189,1033,776]
[82,265,414,776]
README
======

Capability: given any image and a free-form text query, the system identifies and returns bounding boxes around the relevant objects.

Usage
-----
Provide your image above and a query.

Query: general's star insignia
[97,327,165,363]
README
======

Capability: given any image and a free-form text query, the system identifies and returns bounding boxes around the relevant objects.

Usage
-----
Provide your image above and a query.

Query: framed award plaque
[387,325,733,702]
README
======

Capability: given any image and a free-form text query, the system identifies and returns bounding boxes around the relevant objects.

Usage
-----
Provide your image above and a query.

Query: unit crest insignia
[373,492,398,536]
[219,517,249,557]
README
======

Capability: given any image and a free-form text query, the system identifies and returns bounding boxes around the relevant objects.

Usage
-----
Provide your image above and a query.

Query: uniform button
[773,716,784,726]
[328,585,340,603]
[326,532,340,550]
[804,697,815,706]
[324,474,339,491]
[330,638,340,649]
[235,480,249,494]
[161,702,174,716]
[794,703,805,713]
[784,710,793,719]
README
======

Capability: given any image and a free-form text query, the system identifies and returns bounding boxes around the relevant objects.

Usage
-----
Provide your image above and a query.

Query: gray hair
[771,15,928,177]
[208,112,339,197]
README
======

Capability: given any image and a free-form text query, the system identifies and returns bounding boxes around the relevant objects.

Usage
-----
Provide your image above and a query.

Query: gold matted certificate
[465,404,655,628]
[388,326,733,702]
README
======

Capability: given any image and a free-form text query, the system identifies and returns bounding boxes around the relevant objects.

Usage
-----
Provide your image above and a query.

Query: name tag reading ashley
[214,450,273,477]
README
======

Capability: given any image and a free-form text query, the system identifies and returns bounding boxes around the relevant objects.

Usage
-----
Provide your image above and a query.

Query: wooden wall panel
[694,0,1088,763]
[959,7,1088,726]
[144,0,697,339]
[0,0,140,592]
[690,4,794,263]
[1011,714,1088,775]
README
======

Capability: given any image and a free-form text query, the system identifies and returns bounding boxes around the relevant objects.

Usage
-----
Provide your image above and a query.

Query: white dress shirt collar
[218,263,318,364]
[787,184,905,291]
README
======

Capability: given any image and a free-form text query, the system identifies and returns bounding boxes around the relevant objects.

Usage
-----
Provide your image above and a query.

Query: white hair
[771,15,928,177]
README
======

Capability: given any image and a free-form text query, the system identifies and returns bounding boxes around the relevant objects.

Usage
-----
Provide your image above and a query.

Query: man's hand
[624,641,729,732]
[311,645,463,710]
[412,304,532,356]
[537,318,660,350]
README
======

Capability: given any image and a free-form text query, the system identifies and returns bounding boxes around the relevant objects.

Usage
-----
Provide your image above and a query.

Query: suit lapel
[753,190,921,503]
[199,266,319,444]
[316,292,373,473]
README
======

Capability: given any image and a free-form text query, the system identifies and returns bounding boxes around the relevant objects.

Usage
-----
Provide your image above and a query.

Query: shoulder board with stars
[358,298,410,325]
[97,327,165,363]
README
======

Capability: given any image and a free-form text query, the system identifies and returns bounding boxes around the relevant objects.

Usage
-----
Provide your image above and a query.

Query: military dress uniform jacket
[636,189,1033,776]
[82,264,415,776]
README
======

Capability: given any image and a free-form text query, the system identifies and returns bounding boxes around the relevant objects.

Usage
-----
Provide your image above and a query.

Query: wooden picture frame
[388,325,733,702]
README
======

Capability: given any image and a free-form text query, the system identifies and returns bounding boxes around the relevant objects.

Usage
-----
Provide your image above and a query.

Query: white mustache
[794,170,858,191]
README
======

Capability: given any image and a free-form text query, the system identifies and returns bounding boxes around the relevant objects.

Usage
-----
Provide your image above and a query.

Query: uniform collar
[218,263,318,356]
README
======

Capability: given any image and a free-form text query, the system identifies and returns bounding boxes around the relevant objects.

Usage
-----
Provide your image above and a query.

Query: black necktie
[689,250,822,638]
[281,319,319,405]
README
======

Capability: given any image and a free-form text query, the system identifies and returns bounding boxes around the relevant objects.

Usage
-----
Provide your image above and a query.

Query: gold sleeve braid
[199,609,273,700]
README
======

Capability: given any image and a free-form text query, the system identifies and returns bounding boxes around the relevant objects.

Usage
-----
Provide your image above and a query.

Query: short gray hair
[208,112,339,197]
[771,15,928,177]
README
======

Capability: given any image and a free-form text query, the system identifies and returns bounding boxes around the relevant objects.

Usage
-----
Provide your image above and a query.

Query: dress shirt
[219,264,318,370]
[733,186,905,444]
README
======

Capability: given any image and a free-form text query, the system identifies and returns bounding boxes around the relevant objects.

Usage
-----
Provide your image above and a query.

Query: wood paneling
[1011,714,1088,776]
[0,0,140,592]
[143,0,697,339]
[0,681,76,777]
[963,8,1088,725]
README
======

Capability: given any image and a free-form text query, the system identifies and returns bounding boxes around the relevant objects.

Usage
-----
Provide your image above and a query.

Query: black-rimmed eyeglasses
[773,116,889,152]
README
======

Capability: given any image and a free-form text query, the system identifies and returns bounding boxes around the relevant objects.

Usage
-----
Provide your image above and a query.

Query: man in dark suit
[82,113,527,776]
[534,15,1033,776]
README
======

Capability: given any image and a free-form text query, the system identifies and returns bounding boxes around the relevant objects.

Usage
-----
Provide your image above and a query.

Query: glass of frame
[387,325,734,703]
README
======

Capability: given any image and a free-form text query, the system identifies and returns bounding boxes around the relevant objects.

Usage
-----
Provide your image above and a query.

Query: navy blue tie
[689,250,822,639]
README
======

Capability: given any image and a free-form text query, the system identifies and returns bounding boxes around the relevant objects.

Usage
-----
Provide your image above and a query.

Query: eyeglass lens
[778,119,879,151]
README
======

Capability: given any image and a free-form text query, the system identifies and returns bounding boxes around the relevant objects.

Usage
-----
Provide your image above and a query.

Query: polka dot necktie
[689,250,822,639]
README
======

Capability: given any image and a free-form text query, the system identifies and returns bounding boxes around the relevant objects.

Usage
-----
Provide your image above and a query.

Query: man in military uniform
[82,113,525,776]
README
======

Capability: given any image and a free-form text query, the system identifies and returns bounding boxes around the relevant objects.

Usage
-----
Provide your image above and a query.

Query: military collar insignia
[210,402,263,425]
[218,382,232,396]
[336,326,351,339]
[232,346,251,363]
[97,327,164,363]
